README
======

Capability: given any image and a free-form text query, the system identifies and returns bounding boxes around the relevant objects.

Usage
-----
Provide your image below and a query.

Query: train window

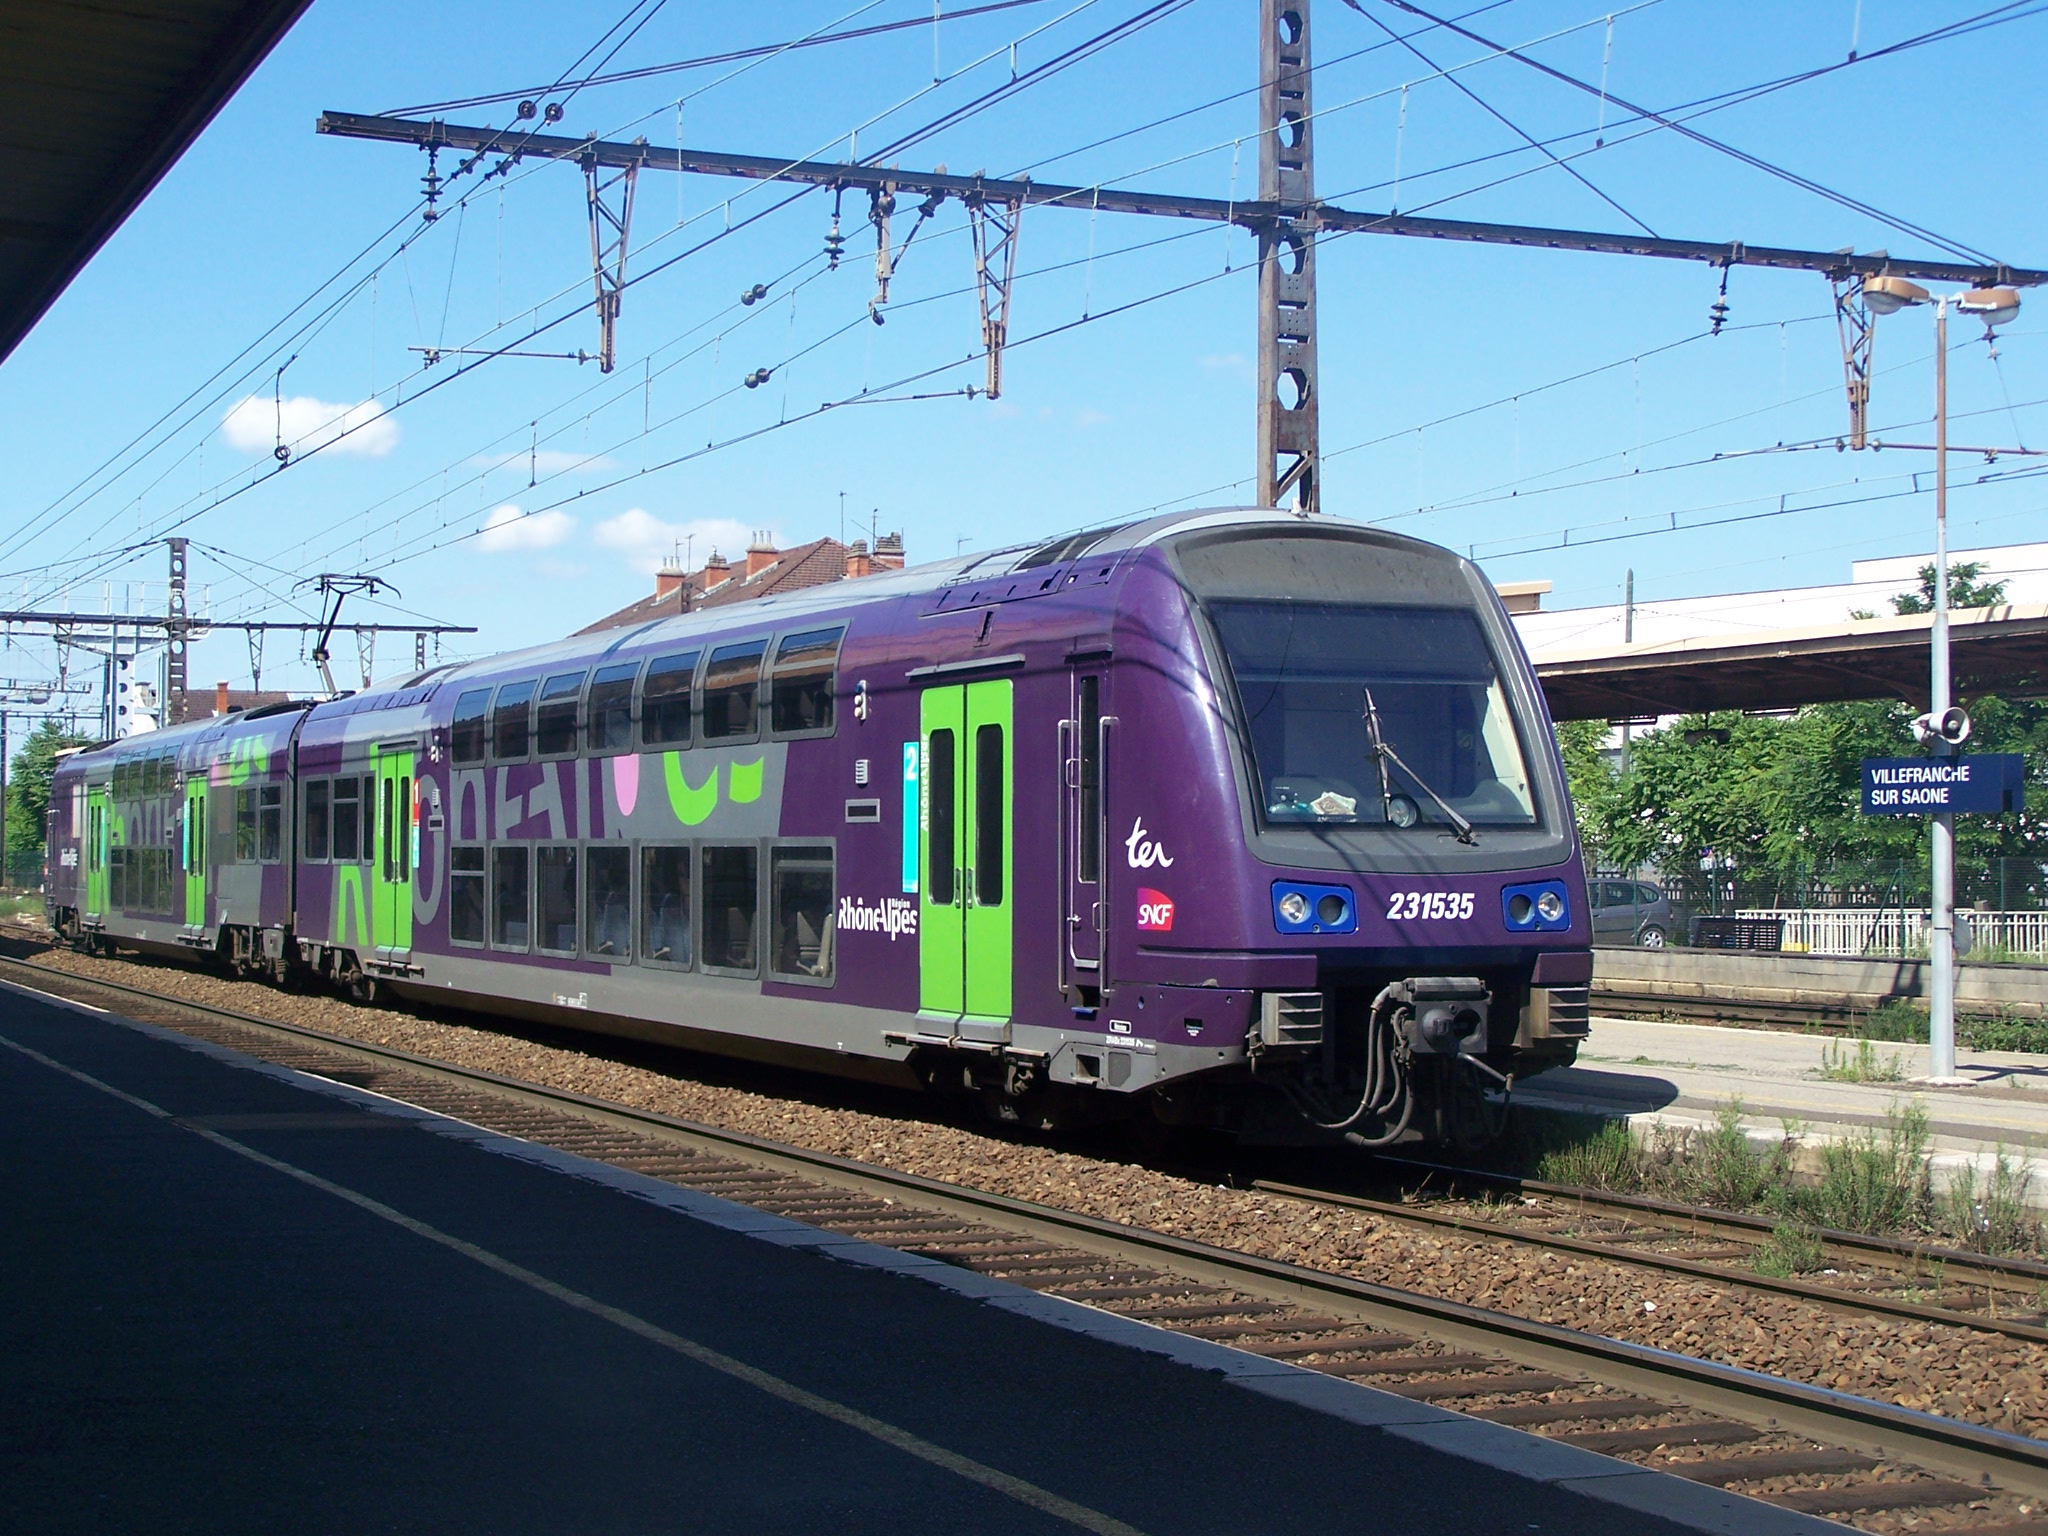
[587,662,639,753]
[449,847,486,945]
[974,724,1004,907]
[640,844,691,966]
[640,651,699,747]
[770,627,843,736]
[1077,677,1101,882]
[305,780,330,861]
[332,778,362,863]
[379,776,394,879]
[492,680,536,760]
[926,729,955,905]
[536,672,585,757]
[536,846,578,953]
[699,845,757,972]
[259,784,283,863]
[492,844,531,949]
[586,846,632,958]
[451,689,490,764]
[235,787,258,862]
[703,640,766,740]
[1207,602,1538,829]
[770,846,834,982]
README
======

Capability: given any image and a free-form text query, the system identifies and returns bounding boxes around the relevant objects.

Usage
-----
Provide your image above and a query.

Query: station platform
[0,982,1828,1536]
[1526,1015,2048,1191]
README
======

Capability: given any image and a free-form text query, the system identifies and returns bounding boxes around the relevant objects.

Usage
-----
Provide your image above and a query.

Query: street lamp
[1864,280,2021,1081]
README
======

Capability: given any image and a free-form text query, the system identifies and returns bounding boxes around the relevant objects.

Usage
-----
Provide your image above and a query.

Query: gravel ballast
[20,936,2048,1448]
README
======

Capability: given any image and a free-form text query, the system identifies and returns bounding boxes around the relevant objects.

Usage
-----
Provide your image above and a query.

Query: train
[44,510,1592,1149]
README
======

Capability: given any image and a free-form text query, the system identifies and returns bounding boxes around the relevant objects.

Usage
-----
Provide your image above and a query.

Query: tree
[1553,717,1619,863]
[1584,696,2046,903]
[1891,560,2009,615]
[5,720,94,887]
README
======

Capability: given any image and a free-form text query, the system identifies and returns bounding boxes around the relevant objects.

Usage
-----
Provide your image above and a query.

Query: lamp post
[1861,277,2020,1080]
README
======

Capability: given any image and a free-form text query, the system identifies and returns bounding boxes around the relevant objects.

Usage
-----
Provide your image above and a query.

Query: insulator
[744,368,772,389]
[516,100,537,120]
[739,283,768,306]
[543,102,563,123]
[825,223,845,268]
[1709,297,1730,334]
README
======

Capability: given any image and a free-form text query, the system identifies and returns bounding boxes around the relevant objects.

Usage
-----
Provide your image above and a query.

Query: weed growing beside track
[1523,1101,2044,1266]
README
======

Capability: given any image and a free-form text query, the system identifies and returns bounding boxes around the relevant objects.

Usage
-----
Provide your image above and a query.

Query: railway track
[11,953,2048,1532]
[1245,1167,2048,1348]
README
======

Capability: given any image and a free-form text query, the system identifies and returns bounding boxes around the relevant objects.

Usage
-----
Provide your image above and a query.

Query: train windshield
[1209,601,1537,829]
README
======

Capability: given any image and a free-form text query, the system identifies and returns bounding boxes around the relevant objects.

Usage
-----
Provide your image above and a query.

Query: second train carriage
[47,510,1594,1147]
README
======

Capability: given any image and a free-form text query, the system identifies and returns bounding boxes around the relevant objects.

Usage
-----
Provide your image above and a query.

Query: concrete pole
[1929,296,1958,1081]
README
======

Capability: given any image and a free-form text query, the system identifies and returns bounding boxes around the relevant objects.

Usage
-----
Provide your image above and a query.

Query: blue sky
[3,0,2045,708]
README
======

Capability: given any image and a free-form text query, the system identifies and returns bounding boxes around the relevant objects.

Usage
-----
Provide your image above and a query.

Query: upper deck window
[703,640,765,740]
[451,689,490,764]
[492,680,536,760]
[1209,602,1535,830]
[770,627,842,736]
[587,662,639,753]
[536,672,585,757]
[641,651,699,747]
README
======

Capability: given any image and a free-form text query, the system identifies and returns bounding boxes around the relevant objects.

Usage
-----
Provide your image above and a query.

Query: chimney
[654,557,685,603]
[744,530,778,581]
[873,531,906,571]
[213,681,230,717]
[844,538,872,580]
[702,549,731,590]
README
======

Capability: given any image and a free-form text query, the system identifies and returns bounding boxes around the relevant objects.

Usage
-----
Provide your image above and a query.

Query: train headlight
[1501,879,1572,933]
[1272,881,1358,935]
[1387,794,1419,829]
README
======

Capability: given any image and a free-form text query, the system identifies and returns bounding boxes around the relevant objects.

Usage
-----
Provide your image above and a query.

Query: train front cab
[1089,517,1592,1150]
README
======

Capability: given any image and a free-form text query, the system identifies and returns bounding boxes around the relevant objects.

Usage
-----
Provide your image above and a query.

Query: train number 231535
[1386,890,1476,921]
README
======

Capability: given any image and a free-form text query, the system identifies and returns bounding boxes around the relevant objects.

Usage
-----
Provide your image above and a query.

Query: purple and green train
[45,512,1593,1148]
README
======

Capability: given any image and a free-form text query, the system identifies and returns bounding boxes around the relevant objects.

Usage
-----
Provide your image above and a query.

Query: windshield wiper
[1362,687,1477,845]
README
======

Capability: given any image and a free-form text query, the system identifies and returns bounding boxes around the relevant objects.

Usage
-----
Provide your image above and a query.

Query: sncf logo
[1137,888,1175,932]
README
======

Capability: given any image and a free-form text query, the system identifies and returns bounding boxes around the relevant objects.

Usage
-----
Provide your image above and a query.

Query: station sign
[1861,755,2026,815]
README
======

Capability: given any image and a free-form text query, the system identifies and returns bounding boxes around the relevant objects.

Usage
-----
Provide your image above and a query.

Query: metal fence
[1648,857,2048,916]
[1734,907,2048,960]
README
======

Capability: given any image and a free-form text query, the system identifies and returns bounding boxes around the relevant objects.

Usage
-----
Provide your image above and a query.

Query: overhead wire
[1374,0,2009,264]
[27,0,1177,609]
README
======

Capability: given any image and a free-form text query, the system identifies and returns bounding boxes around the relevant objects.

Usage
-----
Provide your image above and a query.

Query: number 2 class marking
[1386,891,1474,921]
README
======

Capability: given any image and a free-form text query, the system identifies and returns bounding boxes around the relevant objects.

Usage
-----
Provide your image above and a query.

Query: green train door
[917,680,1013,1032]
[372,747,414,959]
[183,778,208,928]
[84,785,108,922]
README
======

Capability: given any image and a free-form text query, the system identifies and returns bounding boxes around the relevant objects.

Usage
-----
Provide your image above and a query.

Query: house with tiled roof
[574,530,906,635]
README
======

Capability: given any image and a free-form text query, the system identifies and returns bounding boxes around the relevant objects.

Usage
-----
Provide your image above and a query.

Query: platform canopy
[1533,604,2048,721]
[0,0,313,365]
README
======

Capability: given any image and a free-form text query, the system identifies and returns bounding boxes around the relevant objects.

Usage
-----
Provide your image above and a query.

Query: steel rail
[1375,1155,2048,1285]
[10,952,2048,1501]
[1250,1176,2048,1346]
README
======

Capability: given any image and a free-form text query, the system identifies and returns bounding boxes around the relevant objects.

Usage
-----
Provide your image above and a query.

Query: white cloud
[477,503,576,551]
[221,393,398,458]
[594,509,768,574]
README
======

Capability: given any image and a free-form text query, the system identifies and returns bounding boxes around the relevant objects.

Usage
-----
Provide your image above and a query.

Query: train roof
[329,508,1468,705]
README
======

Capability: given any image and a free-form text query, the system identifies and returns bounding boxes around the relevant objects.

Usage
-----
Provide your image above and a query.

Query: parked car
[1590,879,1672,948]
